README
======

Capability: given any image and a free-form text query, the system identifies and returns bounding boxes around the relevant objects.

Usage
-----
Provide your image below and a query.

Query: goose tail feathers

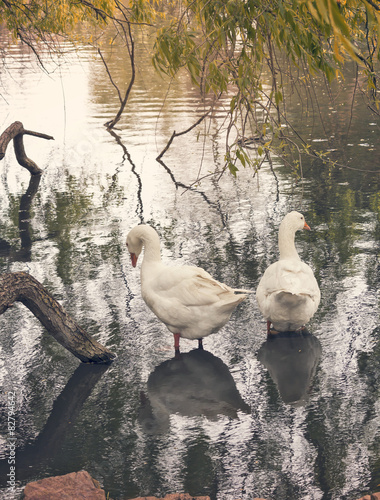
[233,288,254,294]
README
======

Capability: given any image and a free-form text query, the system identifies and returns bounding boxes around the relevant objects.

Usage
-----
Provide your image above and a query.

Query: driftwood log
[0,272,116,363]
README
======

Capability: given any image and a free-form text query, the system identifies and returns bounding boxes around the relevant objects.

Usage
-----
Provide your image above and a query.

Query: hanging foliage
[2,0,380,175]
[152,0,380,175]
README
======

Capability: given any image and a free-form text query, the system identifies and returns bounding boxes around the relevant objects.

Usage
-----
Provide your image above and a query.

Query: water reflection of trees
[107,128,144,223]
[107,126,230,228]
[0,363,110,486]
[0,174,41,262]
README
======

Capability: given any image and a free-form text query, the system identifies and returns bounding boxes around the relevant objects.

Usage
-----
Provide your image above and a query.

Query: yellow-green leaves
[153,24,199,78]
[1,0,116,42]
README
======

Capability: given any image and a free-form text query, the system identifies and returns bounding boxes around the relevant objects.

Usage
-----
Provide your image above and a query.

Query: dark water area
[0,27,379,500]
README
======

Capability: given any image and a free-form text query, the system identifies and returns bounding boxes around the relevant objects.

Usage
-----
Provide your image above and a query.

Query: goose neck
[141,233,162,264]
[278,224,300,261]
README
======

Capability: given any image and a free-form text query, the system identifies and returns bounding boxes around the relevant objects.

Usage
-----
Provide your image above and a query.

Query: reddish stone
[356,494,380,500]
[23,470,106,500]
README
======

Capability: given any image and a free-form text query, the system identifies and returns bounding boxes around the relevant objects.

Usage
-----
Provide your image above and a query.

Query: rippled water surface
[0,28,379,500]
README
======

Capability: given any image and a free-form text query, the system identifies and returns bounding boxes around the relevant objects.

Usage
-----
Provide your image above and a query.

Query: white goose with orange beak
[126,224,251,352]
[256,211,320,333]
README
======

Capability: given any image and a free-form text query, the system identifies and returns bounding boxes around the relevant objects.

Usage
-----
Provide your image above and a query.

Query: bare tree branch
[98,48,123,104]
[156,107,213,161]
[0,121,54,174]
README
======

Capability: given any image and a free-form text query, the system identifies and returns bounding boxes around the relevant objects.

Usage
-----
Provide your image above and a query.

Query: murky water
[0,26,379,500]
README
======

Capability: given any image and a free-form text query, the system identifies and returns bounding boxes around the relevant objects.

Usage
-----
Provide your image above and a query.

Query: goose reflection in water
[139,349,250,434]
[258,329,322,406]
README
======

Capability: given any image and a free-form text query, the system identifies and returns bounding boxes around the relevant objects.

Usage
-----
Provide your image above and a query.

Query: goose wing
[142,264,246,333]
[147,265,237,307]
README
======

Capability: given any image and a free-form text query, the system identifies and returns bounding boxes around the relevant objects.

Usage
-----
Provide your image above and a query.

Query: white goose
[256,211,320,333]
[126,224,249,351]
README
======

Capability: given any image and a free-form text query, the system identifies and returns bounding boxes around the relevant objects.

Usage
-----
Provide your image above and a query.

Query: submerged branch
[0,121,54,174]
[98,48,123,104]
[103,10,136,129]
[156,107,213,161]
[0,362,110,481]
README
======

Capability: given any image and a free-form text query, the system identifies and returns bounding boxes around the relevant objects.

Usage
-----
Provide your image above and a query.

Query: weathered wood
[0,272,116,363]
[0,121,23,159]
[0,121,54,174]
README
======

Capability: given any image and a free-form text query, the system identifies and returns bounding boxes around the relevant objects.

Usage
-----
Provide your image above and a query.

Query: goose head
[282,211,311,232]
[278,211,311,260]
[126,224,161,267]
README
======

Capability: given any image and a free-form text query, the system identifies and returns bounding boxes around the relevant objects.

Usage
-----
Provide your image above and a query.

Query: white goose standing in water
[126,224,250,352]
[256,211,320,333]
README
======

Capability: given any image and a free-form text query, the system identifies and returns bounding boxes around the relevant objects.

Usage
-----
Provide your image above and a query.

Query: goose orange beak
[304,221,311,231]
[130,253,138,267]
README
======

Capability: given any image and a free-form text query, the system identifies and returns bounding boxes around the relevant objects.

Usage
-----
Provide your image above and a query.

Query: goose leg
[267,320,271,334]
[198,338,203,350]
[174,333,180,351]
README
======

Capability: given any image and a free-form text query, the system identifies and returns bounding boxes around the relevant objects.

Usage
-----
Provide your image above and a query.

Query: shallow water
[0,27,379,500]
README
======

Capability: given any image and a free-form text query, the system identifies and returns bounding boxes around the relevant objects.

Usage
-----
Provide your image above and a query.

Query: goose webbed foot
[268,328,280,338]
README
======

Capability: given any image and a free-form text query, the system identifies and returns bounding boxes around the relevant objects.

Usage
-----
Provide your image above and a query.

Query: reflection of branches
[0,174,42,262]
[106,128,143,222]
[156,156,227,228]
[0,363,110,484]
[0,122,53,261]
[18,174,42,260]
[152,96,230,225]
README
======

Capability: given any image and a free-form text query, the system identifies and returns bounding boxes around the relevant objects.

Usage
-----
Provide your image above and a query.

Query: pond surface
[0,27,379,500]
